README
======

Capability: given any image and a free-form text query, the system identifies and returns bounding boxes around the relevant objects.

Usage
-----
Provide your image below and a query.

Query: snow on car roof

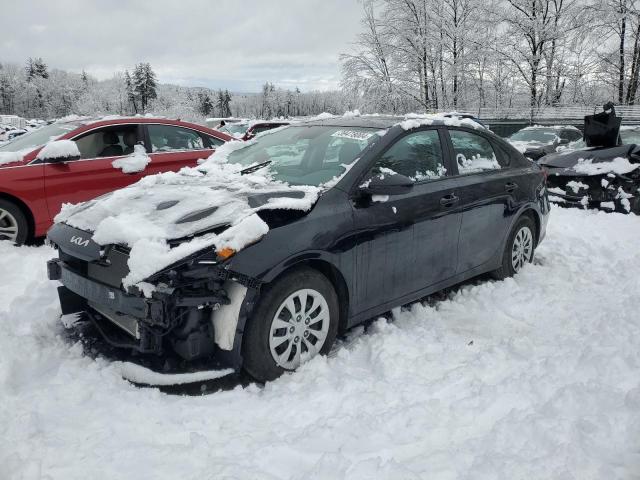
[301,112,486,130]
[520,124,581,131]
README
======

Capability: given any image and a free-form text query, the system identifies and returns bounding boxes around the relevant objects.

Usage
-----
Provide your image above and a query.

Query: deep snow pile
[1,207,640,479]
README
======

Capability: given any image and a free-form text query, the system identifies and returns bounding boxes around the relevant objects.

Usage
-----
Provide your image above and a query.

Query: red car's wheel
[0,199,28,245]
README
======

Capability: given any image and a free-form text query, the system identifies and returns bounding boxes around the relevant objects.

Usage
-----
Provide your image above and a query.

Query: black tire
[0,199,29,245]
[491,215,536,280]
[242,267,339,382]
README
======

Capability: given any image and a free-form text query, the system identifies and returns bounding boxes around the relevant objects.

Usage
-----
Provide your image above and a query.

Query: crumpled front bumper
[48,258,168,353]
[545,170,638,212]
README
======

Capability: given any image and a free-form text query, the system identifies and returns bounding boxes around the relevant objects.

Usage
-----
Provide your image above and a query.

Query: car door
[43,124,147,221]
[350,127,462,315]
[144,124,220,174]
[444,128,520,274]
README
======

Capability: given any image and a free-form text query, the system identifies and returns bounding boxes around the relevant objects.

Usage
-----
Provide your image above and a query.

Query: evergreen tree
[223,89,232,116]
[124,70,137,113]
[25,57,49,83]
[0,76,14,113]
[133,63,157,113]
[34,58,48,79]
[25,58,36,82]
[198,92,214,116]
[216,89,225,116]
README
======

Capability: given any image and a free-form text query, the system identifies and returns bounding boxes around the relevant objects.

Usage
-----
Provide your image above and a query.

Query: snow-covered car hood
[539,144,640,176]
[54,144,321,286]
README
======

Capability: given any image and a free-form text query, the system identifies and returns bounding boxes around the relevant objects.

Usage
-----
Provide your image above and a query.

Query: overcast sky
[1,0,363,92]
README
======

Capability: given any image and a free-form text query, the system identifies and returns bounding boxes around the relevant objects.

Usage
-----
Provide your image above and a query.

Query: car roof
[56,116,233,141]
[298,115,403,129]
[297,114,488,131]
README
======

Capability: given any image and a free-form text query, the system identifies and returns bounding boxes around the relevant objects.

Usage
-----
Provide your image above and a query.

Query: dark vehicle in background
[220,120,289,140]
[47,116,549,382]
[0,117,231,244]
[508,126,582,160]
[541,107,640,213]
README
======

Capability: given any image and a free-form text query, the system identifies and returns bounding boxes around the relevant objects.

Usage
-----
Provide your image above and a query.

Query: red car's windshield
[0,122,80,153]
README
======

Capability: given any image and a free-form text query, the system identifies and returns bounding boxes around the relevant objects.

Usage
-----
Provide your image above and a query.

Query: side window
[449,130,500,175]
[148,125,205,152]
[74,125,140,159]
[371,130,446,181]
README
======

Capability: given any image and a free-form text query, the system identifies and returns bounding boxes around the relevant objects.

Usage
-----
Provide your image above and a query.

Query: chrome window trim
[27,122,223,165]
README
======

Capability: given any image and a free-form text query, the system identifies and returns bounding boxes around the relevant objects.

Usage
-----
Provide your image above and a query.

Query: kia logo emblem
[70,235,89,247]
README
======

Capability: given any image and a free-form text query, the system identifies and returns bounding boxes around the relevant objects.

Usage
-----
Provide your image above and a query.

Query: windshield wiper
[240,160,272,175]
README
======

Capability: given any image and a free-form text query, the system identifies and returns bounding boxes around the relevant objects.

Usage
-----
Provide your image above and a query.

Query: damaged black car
[540,105,640,213]
[47,115,549,382]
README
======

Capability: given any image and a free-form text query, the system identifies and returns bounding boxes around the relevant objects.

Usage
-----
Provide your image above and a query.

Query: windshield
[510,129,558,143]
[227,125,380,187]
[620,128,640,145]
[0,122,79,152]
[221,124,250,136]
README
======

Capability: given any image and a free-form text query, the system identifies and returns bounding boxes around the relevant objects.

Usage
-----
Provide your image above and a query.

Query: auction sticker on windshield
[330,130,374,141]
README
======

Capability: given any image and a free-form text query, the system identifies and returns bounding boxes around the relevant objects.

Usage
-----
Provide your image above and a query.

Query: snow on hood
[55,141,321,286]
[539,144,640,176]
[572,157,640,175]
[0,150,27,166]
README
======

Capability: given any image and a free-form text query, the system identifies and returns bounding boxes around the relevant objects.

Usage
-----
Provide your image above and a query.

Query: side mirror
[361,172,414,196]
[36,139,81,163]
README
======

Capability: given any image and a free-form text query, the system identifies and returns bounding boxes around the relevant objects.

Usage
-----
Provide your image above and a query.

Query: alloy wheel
[511,225,533,272]
[0,208,19,242]
[268,288,330,369]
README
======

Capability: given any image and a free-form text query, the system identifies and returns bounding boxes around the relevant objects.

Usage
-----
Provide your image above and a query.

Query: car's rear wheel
[0,199,28,245]
[242,267,339,382]
[492,215,535,280]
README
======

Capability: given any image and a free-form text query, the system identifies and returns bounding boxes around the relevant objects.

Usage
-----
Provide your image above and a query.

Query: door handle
[505,182,518,193]
[440,194,459,207]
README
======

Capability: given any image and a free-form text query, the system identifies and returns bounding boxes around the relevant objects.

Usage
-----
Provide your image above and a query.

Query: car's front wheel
[242,267,339,382]
[492,215,536,280]
[0,199,28,245]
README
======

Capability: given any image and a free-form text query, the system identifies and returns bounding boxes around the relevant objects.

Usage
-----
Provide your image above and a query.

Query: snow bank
[2,207,640,479]
[308,112,335,121]
[111,144,151,173]
[573,156,640,176]
[35,139,80,161]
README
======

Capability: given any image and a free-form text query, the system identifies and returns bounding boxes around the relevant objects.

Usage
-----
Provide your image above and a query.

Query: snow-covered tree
[132,63,158,113]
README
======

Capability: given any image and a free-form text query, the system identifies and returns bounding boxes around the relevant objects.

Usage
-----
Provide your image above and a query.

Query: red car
[0,117,231,244]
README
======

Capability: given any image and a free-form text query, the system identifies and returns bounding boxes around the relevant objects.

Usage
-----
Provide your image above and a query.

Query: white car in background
[507,125,582,161]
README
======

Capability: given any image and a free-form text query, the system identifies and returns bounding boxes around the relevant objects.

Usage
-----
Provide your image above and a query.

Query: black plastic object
[584,103,622,148]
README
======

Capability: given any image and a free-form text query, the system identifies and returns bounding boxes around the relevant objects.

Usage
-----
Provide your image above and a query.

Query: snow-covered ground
[1,206,639,479]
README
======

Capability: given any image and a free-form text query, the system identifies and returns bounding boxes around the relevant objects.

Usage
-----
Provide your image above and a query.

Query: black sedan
[46,116,550,382]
